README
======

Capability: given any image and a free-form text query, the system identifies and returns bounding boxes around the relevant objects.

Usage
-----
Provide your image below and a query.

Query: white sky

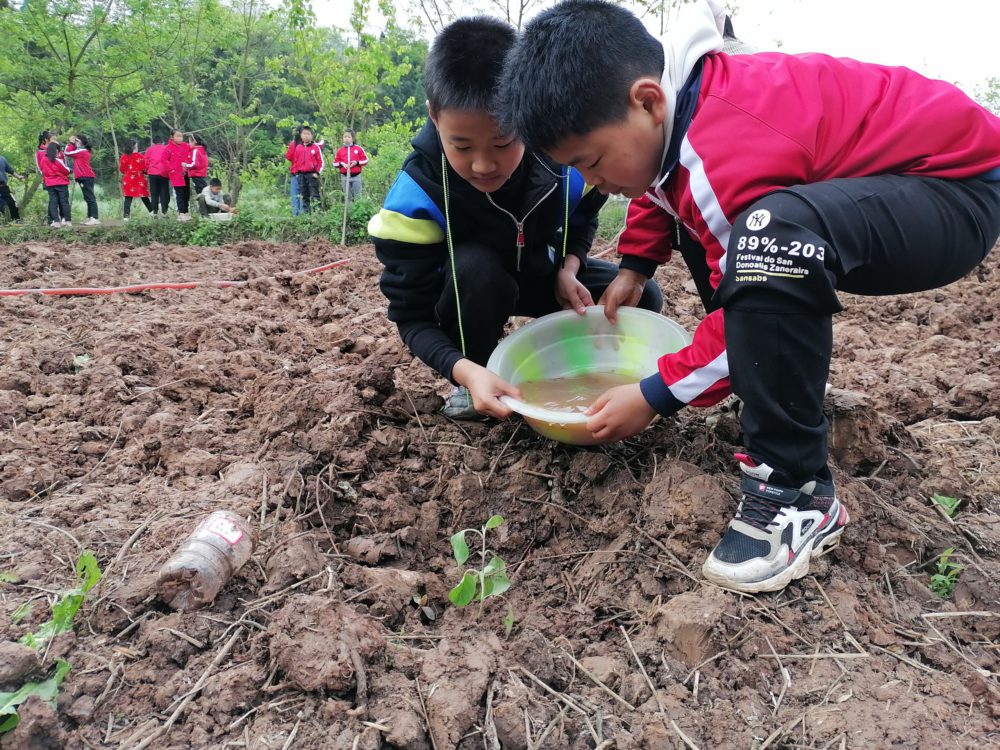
[313,0,999,96]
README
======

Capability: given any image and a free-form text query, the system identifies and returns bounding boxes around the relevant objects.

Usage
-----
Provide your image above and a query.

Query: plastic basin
[487,306,690,445]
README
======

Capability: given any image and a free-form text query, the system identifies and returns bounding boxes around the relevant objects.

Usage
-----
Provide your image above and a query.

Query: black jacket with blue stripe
[369,119,607,381]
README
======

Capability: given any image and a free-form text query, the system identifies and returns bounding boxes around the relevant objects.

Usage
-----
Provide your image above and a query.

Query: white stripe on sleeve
[668,350,729,403]
[680,136,732,273]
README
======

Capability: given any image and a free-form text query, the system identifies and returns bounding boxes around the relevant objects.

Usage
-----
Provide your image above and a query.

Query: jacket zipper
[485,182,558,271]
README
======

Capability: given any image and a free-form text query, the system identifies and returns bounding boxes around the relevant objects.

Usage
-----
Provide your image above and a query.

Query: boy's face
[546,79,667,199]
[431,108,525,193]
[210,186,221,195]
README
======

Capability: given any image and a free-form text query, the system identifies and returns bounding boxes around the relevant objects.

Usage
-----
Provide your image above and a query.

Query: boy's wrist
[560,253,582,275]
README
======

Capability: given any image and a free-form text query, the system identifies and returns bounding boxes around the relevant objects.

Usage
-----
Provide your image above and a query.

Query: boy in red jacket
[500,0,1000,593]
[285,126,324,213]
[334,129,368,199]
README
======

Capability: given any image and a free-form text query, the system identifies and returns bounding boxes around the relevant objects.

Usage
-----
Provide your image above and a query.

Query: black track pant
[436,243,664,367]
[123,196,153,218]
[149,175,171,214]
[174,179,191,214]
[46,184,70,222]
[77,178,98,219]
[298,172,321,213]
[714,175,1000,485]
[0,183,19,220]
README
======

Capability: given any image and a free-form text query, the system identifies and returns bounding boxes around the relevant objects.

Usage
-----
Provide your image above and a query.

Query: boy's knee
[718,192,841,314]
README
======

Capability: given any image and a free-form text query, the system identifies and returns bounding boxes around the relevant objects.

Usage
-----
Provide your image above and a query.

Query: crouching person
[197,178,238,217]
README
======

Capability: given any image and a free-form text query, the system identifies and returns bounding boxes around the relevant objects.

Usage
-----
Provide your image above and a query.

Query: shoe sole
[702,506,850,594]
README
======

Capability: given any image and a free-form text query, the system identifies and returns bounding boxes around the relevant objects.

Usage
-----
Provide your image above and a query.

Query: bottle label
[205,515,244,545]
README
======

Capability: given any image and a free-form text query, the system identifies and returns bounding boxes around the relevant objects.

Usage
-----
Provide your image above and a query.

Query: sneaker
[84,217,100,226]
[177,213,192,223]
[122,217,129,222]
[441,386,480,420]
[60,220,72,228]
[702,454,849,593]
[49,221,60,228]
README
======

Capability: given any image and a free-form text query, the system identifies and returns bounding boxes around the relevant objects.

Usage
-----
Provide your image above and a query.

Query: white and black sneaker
[702,454,849,593]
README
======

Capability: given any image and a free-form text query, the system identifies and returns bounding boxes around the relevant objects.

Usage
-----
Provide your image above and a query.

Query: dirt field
[1,238,998,750]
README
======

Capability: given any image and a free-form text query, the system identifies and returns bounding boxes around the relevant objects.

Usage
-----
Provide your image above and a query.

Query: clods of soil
[1,238,998,749]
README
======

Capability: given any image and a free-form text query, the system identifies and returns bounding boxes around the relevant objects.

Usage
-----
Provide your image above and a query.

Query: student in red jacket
[64,134,99,225]
[165,128,193,222]
[334,129,368,199]
[502,0,1000,593]
[120,138,152,220]
[185,134,209,197]
[284,125,324,213]
[145,136,170,217]
[39,141,71,228]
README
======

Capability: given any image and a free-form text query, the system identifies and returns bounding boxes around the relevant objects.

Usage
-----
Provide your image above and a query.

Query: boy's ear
[426,100,437,127]
[630,78,668,126]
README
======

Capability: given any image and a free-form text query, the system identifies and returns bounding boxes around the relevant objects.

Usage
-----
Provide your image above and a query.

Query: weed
[1,551,101,734]
[931,494,961,517]
[448,515,513,623]
[929,547,962,598]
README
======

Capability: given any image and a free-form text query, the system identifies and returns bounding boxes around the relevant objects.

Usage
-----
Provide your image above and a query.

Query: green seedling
[19,550,101,650]
[448,515,512,618]
[929,547,962,598]
[1,551,101,734]
[931,494,961,518]
[0,660,71,733]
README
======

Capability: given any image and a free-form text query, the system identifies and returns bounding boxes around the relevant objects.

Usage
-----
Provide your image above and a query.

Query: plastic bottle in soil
[157,511,255,612]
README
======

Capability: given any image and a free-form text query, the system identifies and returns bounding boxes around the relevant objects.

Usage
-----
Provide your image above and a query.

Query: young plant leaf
[484,515,504,530]
[448,571,478,607]
[450,531,470,567]
[0,659,71,735]
[488,571,512,598]
[0,573,17,584]
[503,604,515,638]
[483,555,506,576]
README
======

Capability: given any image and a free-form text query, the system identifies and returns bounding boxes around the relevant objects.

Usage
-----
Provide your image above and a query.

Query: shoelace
[736,491,788,531]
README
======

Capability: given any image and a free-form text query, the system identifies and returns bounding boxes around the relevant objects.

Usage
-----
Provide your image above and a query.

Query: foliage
[19,551,102,650]
[0,551,102,734]
[929,547,962,599]
[0,660,71,734]
[448,515,513,621]
[930,494,961,518]
[974,77,1000,116]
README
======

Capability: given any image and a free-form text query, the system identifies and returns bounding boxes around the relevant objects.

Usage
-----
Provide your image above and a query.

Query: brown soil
[1,238,998,750]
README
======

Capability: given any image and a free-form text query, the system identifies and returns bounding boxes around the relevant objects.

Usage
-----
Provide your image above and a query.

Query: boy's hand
[555,269,594,314]
[554,254,592,314]
[586,383,655,442]
[452,359,522,418]
[599,268,649,324]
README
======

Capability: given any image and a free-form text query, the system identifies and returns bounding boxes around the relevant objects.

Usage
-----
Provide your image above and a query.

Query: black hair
[171,128,184,138]
[209,177,222,187]
[45,142,59,162]
[498,0,664,151]
[38,130,51,148]
[125,138,139,153]
[424,16,517,115]
[76,134,91,149]
[192,133,207,151]
[343,128,356,139]
[152,135,164,145]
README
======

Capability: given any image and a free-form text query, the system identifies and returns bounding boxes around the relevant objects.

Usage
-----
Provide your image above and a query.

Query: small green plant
[931,494,961,517]
[448,515,512,618]
[929,547,962,598]
[1,551,101,734]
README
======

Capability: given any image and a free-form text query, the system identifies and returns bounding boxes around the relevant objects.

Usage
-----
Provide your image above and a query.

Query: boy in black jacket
[370,16,663,419]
